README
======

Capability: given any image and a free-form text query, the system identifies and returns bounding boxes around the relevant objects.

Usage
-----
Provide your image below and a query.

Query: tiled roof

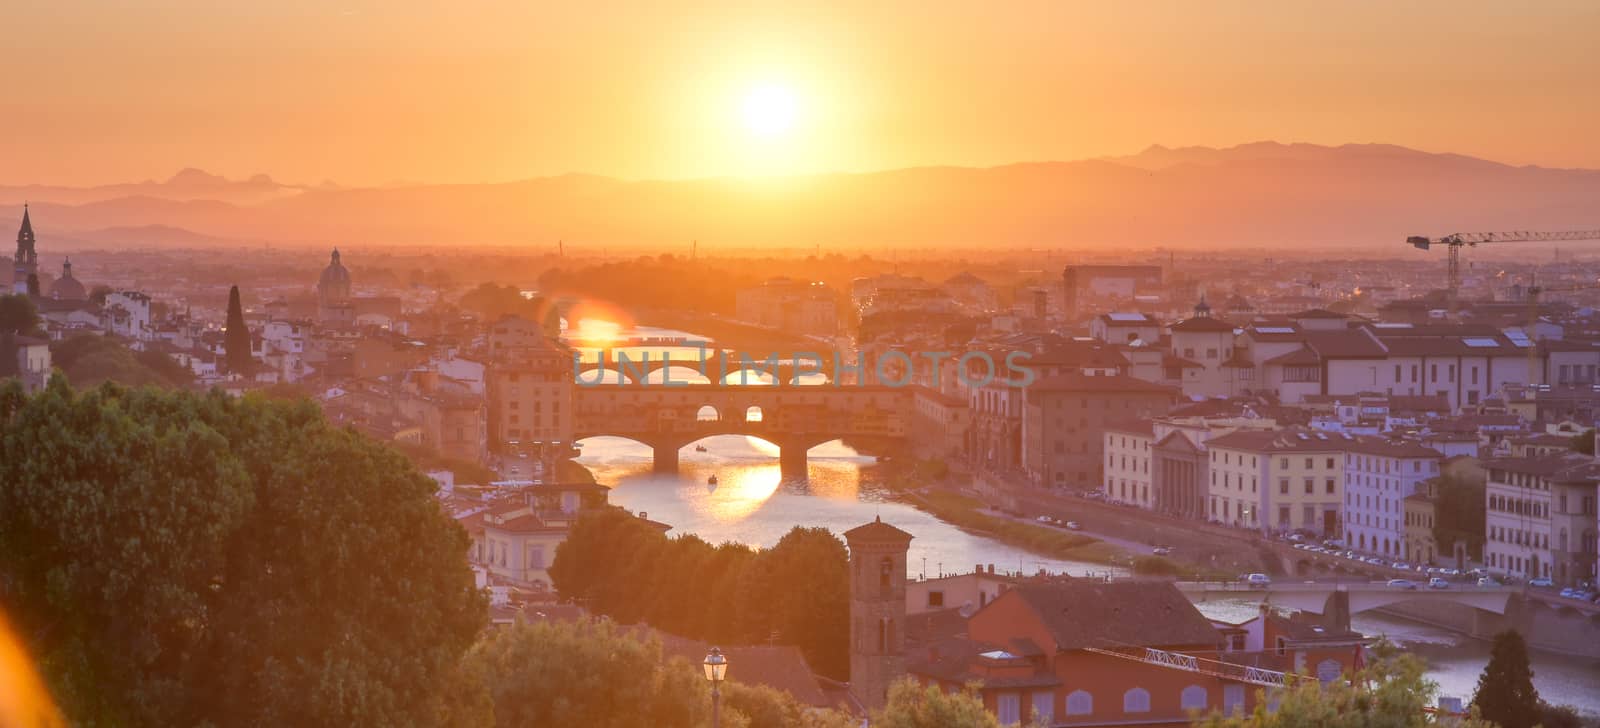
[1170,316,1236,333]
[1006,581,1220,651]
[1264,347,1319,366]
[842,516,913,544]
[1206,429,1348,453]
[1303,329,1386,358]
[1028,372,1177,394]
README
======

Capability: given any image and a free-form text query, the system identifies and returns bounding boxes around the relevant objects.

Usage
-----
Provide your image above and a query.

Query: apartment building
[1204,430,1346,536]
[1341,437,1443,559]
[1483,453,1600,586]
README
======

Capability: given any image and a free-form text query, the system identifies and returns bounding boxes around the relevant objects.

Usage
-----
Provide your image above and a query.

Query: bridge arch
[696,405,721,422]
[745,405,765,423]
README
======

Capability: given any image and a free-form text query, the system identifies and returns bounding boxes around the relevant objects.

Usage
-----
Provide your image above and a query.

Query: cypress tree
[1471,629,1539,728]
[224,285,253,375]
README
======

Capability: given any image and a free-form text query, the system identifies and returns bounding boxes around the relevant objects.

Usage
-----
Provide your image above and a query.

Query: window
[1224,685,1245,715]
[879,557,893,595]
[1031,692,1054,725]
[1279,478,1289,495]
[1123,688,1151,713]
[997,693,1021,725]
[1181,686,1208,710]
[1317,659,1343,684]
[527,545,545,569]
[927,591,944,608]
[1066,690,1093,716]
[1326,478,1336,494]
[1325,458,1335,469]
[1304,478,1314,494]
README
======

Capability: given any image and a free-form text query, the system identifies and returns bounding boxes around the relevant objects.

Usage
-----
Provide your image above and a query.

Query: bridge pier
[1322,590,1352,633]
[653,443,680,474]
[779,443,809,479]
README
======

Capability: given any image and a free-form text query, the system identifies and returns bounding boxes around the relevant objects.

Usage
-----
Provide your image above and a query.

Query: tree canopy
[872,679,999,728]
[49,334,194,389]
[460,617,857,728]
[0,378,485,726]
[1471,630,1540,728]
[0,293,42,336]
[549,508,851,680]
[1194,641,1494,728]
[224,284,254,374]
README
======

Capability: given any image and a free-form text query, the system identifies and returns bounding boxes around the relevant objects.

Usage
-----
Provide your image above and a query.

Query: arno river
[569,327,1597,714]
[576,434,1600,716]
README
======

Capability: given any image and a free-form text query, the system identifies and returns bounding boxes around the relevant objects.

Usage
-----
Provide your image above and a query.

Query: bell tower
[13,204,37,295]
[843,516,912,712]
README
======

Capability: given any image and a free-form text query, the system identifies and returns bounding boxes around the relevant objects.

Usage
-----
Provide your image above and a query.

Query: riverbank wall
[1373,599,1600,660]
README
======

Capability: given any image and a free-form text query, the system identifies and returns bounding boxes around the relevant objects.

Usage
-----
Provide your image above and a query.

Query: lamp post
[703,646,728,728]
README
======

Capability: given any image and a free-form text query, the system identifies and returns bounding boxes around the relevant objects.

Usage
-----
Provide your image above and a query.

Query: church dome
[50,258,86,301]
[318,248,352,301]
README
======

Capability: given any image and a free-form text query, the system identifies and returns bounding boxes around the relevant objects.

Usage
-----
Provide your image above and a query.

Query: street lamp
[703,646,728,728]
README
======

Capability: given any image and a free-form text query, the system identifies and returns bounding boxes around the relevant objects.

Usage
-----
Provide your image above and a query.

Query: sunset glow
[740,84,799,139]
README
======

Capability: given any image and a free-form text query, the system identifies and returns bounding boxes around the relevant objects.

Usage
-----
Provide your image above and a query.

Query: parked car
[1245,573,1272,588]
[1529,577,1556,588]
[1428,577,1451,589]
[1559,588,1578,599]
[1152,547,1172,556]
[1036,515,1053,524]
[1392,562,1411,571]
[1287,533,1306,543]
[1477,577,1502,587]
[1387,579,1418,590]
[1065,521,1082,531]
[1323,539,1347,549]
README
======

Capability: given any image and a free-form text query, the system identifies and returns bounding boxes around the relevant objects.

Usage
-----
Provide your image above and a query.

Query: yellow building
[1205,429,1347,537]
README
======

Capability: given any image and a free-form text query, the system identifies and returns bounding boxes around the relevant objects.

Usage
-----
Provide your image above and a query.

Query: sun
[740,84,799,139]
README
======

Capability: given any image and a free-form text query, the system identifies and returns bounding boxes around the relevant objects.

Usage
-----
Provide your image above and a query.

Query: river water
[571,330,1597,715]
[576,436,1598,716]
[576,435,1121,581]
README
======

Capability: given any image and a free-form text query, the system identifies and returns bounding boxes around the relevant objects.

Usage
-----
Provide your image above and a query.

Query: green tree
[1195,641,1495,728]
[461,617,855,728]
[549,511,853,681]
[224,284,253,374]
[1432,471,1486,561]
[48,334,191,388]
[1569,428,1595,455]
[0,293,41,335]
[0,378,485,726]
[1471,629,1540,728]
[872,679,999,728]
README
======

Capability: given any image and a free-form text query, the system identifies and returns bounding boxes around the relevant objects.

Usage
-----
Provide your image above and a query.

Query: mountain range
[3,142,1597,252]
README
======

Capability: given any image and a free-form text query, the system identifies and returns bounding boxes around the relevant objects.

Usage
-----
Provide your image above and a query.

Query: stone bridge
[572,384,910,476]
[574,349,856,386]
[1175,581,1527,634]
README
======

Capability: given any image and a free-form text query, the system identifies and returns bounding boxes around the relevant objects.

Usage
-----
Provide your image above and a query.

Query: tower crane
[1406,230,1600,301]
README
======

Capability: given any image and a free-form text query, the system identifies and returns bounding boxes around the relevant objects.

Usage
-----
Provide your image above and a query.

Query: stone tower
[13,204,37,295]
[843,516,912,712]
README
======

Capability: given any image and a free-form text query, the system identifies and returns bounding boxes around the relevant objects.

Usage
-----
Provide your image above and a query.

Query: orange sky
[4,1,1598,186]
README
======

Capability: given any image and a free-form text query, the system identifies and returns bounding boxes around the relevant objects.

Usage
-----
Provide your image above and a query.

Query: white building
[1341,438,1443,560]
[1483,453,1600,587]
[1103,422,1154,508]
[103,291,153,341]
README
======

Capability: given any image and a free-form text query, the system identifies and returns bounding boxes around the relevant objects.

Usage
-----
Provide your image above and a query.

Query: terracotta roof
[1105,419,1156,437]
[842,516,913,544]
[1290,308,1349,320]
[1264,347,1319,366]
[1005,581,1220,650]
[1169,316,1236,333]
[1343,436,1443,459]
[1205,429,1348,453]
[1303,329,1386,358]
[1028,371,1177,394]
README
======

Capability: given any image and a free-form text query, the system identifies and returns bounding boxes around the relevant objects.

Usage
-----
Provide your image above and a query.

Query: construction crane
[1406,229,1600,301]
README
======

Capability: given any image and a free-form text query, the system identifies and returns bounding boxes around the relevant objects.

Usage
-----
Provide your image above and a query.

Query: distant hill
[5,143,1599,251]
[0,168,302,207]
